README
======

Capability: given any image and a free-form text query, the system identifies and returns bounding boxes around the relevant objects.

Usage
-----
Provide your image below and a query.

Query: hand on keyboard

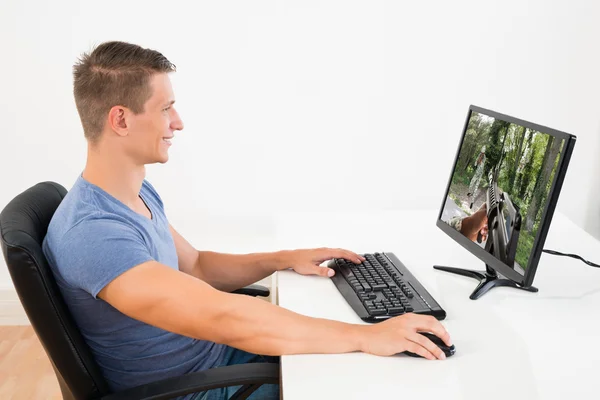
[280,247,365,277]
[359,313,452,360]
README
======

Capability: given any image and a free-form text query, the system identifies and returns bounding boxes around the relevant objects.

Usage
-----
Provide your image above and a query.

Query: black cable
[542,249,600,268]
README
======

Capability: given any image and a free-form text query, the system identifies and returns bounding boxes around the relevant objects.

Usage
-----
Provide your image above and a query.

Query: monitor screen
[440,108,568,276]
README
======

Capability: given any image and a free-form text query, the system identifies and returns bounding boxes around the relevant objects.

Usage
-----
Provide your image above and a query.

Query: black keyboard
[327,252,446,322]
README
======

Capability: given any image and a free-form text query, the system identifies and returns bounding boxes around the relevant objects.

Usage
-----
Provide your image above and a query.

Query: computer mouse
[403,332,456,358]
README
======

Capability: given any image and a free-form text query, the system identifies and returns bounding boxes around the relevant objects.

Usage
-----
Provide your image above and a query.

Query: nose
[171,109,184,131]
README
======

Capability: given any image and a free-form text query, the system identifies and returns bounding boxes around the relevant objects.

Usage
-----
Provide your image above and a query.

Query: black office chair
[0,182,279,400]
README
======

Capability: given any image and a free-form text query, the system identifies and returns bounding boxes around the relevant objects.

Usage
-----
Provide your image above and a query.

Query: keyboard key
[386,306,405,314]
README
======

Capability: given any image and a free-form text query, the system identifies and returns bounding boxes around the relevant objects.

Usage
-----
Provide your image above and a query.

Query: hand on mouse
[358,313,452,360]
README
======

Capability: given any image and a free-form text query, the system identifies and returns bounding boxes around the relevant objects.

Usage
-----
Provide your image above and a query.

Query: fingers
[404,342,436,360]
[407,315,452,347]
[314,265,334,277]
[347,250,366,264]
[481,226,489,241]
[322,248,365,264]
[407,332,445,360]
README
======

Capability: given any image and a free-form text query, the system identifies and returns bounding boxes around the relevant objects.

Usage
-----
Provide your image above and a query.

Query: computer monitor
[435,105,576,300]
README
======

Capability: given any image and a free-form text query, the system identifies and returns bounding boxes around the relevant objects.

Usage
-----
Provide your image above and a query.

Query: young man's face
[125,73,184,164]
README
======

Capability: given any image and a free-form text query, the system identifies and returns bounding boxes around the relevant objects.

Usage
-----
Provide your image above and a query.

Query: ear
[107,105,129,137]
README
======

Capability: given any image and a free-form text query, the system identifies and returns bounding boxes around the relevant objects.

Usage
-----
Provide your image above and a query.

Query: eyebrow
[162,100,176,107]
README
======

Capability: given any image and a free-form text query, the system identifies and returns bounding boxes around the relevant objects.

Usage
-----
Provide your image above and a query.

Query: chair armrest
[232,283,270,297]
[101,363,279,400]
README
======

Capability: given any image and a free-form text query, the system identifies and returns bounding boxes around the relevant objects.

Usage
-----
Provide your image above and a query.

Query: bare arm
[98,261,451,359]
[169,224,281,292]
[99,261,359,355]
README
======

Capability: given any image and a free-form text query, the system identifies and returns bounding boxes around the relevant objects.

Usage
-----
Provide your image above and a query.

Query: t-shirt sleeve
[56,218,155,298]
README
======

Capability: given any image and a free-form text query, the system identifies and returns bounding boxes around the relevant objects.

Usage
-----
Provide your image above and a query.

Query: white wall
[2,0,600,290]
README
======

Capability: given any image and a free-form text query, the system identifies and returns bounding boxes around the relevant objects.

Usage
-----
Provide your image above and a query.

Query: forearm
[208,292,364,356]
[101,261,364,357]
[193,251,286,292]
[103,262,451,362]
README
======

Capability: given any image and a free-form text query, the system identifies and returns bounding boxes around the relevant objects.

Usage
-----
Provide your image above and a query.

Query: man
[42,41,452,400]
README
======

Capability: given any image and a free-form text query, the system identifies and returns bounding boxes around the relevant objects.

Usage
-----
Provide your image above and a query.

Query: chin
[146,155,169,165]
[156,150,170,164]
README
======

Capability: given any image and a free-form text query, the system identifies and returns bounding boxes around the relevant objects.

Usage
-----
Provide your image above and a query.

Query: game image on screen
[441,111,565,274]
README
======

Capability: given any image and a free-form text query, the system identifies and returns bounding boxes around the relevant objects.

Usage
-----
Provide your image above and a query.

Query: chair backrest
[0,182,110,400]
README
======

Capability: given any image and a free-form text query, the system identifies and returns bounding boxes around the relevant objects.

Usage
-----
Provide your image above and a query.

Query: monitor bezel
[436,104,576,287]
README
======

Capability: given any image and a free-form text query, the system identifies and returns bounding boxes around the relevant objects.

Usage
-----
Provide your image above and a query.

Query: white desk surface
[274,210,600,400]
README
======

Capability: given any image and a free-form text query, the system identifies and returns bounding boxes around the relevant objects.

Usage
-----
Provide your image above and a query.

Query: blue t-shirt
[42,176,227,397]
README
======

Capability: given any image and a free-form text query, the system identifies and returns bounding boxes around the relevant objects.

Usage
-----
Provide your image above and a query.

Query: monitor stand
[433,264,538,300]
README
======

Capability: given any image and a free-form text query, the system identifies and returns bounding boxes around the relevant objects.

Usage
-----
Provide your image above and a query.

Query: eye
[163,106,171,112]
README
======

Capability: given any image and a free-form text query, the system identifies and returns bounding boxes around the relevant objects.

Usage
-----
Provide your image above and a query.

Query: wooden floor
[0,326,61,399]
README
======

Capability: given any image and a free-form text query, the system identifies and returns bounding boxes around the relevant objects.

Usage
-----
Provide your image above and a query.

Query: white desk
[275,210,600,400]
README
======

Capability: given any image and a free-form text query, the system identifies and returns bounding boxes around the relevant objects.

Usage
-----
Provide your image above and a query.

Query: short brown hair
[73,41,176,143]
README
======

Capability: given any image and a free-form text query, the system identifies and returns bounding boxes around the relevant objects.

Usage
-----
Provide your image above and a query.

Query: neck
[82,141,146,209]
